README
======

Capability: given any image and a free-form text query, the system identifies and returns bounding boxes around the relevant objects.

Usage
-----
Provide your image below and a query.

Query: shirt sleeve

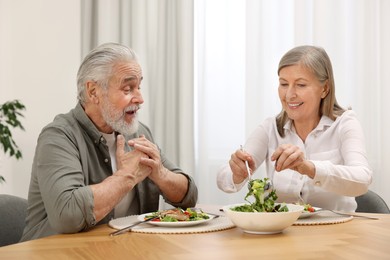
[36,126,96,233]
[165,172,198,207]
[311,111,372,196]
[216,165,247,192]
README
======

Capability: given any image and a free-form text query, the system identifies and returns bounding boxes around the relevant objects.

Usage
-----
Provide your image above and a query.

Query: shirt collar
[283,115,334,133]
[72,102,104,145]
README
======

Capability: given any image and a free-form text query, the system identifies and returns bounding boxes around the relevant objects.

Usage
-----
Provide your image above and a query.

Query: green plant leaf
[0,99,26,160]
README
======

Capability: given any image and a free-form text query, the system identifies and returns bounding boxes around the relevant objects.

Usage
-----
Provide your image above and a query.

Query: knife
[109,215,160,236]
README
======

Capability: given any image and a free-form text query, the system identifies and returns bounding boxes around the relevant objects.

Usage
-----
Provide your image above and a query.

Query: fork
[320,209,379,220]
[190,207,223,218]
[296,196,378,220]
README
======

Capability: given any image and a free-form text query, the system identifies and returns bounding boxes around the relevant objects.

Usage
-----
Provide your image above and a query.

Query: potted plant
[0,100,26,183]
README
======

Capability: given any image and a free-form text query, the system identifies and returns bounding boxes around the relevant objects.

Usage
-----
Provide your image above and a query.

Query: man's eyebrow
[122,76,143,84]
[122,77,136,83]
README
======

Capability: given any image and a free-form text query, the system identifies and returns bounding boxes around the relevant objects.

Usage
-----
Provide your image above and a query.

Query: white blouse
[217,110,373,212]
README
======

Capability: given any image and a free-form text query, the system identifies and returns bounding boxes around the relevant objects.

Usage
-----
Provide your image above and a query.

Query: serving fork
[240,145,251,181]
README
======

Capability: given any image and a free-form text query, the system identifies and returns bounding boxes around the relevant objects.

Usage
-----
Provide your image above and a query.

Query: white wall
[0,0,81,198]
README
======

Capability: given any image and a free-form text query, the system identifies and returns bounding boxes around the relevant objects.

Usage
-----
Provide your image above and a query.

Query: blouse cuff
[311,160,329,187]
[227,172,247,192]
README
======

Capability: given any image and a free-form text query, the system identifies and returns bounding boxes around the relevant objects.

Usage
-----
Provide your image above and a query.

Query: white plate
[137,213,214,227]
[299,207,322,219]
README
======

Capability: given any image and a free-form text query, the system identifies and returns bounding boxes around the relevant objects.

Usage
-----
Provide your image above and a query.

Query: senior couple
[20,43,372,241]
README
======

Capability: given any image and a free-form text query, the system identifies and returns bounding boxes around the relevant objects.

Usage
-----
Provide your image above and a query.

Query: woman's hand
[271,144,315,178]
[229,148,255,184]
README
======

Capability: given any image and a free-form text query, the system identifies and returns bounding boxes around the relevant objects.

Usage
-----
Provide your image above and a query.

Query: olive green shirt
[20,103,198,241]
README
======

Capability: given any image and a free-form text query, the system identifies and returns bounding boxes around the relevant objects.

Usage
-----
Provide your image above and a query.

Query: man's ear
[86,81,99,104]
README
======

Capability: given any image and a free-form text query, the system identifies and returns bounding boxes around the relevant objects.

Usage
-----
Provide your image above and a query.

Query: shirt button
[315,181,321,186]
[104,158,109,163]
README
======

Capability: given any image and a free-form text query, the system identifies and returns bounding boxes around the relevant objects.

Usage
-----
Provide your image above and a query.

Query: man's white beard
[101,96,139,135]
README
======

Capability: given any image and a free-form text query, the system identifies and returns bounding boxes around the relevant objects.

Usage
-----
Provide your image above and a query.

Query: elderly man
[21,43,198,241]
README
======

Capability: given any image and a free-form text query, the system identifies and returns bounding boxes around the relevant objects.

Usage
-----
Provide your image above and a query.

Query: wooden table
[1,206,389,259]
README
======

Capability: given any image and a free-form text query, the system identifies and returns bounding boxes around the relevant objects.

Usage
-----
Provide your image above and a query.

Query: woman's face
[278,64,328,126]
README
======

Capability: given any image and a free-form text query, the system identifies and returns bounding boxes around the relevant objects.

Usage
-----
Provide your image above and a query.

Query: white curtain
[195,0,390,205]
[79,0,390,206]
[80,0,195,177]
[2,0,389,207]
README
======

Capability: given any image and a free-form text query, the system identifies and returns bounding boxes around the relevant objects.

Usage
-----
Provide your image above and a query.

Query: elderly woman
[217,45,372,212]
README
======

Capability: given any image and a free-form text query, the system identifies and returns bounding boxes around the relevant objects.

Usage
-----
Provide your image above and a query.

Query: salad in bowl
[223,178,303,234]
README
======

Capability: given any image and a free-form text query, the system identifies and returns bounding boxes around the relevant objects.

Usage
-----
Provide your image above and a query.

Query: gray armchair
[355,190,390,214]
[0,194,28,247]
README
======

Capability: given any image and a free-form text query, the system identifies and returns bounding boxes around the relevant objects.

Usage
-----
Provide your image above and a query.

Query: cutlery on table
[296,197,377,220]
[190,207,223,218]
[321,209,379,220]
[110,216,159,236]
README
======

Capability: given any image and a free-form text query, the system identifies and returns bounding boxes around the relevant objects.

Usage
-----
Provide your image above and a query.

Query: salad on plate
[299,204,322,218]
[139,208,212,227]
